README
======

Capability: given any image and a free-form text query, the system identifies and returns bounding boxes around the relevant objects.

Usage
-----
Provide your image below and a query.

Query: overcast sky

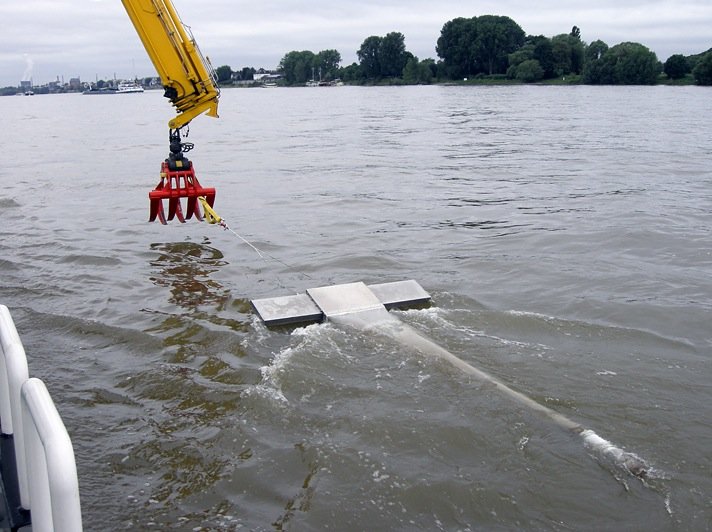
[2,0,711,87]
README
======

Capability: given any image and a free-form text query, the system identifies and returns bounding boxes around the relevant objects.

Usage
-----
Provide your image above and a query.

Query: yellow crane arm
[121,0,219,129]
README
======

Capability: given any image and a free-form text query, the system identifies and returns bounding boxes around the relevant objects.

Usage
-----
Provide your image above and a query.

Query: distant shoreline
[4,75,703,97]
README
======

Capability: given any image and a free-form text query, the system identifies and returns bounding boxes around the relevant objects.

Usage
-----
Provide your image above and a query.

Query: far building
[20,80,32,90]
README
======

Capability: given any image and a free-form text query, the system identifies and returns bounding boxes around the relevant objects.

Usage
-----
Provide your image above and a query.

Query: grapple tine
[167,198,178,221]
[149,177,166,222]
[175,199,186,223]
[185,196,197,220]
[149,198,160,222]
[157,201,167,225]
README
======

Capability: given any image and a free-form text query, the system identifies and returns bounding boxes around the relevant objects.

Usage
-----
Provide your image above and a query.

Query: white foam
[580,429,649,478]
[242,384,288,404]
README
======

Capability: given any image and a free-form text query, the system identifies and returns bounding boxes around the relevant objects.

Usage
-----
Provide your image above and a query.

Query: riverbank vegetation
[4,14,711,95]
[270,15,712,87]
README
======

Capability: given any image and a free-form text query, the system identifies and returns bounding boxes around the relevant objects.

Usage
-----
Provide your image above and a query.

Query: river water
[1,85,711,530]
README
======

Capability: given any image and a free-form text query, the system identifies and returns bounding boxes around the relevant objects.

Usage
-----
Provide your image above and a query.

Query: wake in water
[244,322,342,406]
[247,299,673,524]
[579,429,672,515]
[393,304,670,490]
[580,429,649,479]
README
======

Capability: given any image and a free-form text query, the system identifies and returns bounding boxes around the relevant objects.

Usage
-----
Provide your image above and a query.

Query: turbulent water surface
[1,85,711,530]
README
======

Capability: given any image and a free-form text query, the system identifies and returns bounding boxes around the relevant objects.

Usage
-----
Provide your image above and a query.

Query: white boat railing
[0,304,83,532]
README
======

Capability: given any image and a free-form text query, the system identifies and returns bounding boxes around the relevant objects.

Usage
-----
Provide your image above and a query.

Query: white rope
[217,219,313,280]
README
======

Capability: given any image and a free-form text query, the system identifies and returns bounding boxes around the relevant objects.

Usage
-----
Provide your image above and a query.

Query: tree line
[219,14,710,86]
[3,14,710,95]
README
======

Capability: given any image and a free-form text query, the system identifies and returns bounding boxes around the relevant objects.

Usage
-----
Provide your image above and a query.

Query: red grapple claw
[149,161,215,224]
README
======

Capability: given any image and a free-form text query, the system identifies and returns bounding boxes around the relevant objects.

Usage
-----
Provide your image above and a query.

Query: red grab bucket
[149,161,216,224]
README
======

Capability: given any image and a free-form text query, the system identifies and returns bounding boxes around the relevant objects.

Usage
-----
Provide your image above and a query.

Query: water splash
[579,429,649,479]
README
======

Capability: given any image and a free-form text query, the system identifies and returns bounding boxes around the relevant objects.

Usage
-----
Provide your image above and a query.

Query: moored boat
[116,81,144,93]
[83,81,144,95]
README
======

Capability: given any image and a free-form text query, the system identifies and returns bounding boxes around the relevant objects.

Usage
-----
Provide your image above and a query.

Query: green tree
[420,59,437,82]
[315,49,342,80]
[357,32,412,80]
[569,25,584,73]
[584,42,659,84]
[402,57,419,84]
[685,48,712,72]
[279,50,316,84]
[358,36,382,79]
[550,34,584,76]
[693,51,712,85]
[513,59,544,82]
[474,15,526,75]
[507,44,534,78]
[215,65,233,83]
[339,62,363,82]
[586,40,608,62]
[663,54,689,79]
[437,15,525,78]
[571,39,585,74]
[436,17,477,78]
[583,40,610,83]
[402,56,435,84]
[532,36,555,78]
[379,32,409,78]
[551,34,572,75]
[239,67,255,81]
[610,42,660,84]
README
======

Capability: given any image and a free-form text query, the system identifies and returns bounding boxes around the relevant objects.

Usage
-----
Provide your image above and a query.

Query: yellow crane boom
[120,0,222,224]
[121,0,219,130]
